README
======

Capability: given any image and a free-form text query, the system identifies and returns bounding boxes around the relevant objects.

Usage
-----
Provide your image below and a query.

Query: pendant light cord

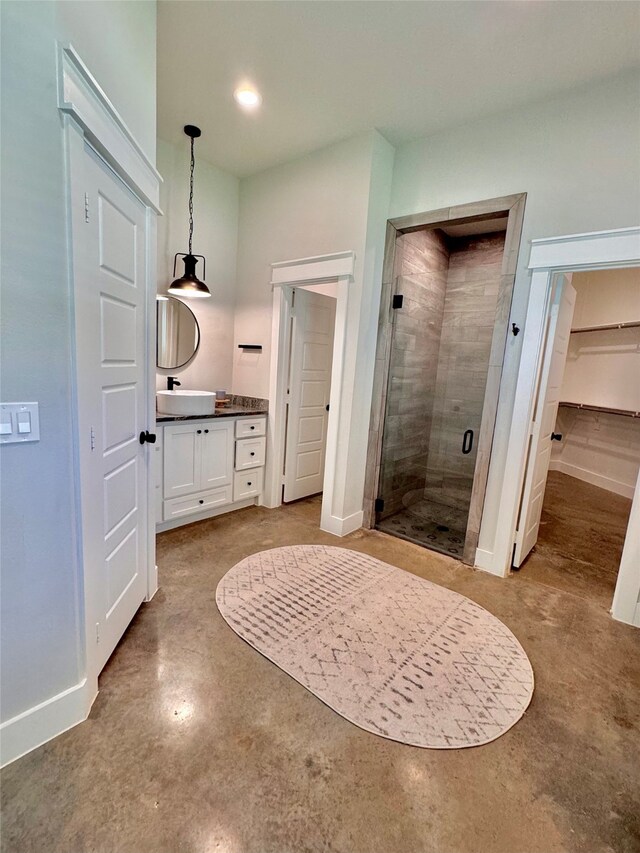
[188,135,195,255]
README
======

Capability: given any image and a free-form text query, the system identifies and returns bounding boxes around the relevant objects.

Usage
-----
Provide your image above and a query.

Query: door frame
[59,45,161,690]
[264,251,356,535]
[495,226,640,624]
[363,193,527,565]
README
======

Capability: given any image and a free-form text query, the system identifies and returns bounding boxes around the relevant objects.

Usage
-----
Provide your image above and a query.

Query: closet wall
[550,267,640,498]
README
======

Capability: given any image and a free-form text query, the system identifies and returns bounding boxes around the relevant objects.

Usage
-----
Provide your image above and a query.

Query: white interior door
[513,275,576,567]
[283,288,336,502]
[74,143,149,673]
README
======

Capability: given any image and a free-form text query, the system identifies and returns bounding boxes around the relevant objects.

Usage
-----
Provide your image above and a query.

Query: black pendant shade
[168,125,211,298]
[168,253,209,298]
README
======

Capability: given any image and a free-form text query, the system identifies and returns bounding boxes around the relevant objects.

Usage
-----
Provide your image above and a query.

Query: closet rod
[559,401,640,419]
[570,320,640,333]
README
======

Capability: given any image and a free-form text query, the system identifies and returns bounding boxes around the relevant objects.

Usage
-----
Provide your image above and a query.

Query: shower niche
[365,195,526,564]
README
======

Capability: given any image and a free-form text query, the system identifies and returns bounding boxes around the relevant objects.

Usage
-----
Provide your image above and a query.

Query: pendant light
[168,125,211,298]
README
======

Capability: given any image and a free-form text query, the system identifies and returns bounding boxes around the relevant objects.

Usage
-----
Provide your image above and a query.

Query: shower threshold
[376,499,467,558]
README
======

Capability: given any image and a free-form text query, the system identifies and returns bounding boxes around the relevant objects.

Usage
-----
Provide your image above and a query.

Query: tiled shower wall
[378,229,449,517]
[424,233,506,511]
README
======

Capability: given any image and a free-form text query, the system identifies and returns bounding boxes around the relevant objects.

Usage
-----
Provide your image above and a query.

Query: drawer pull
[199,499,204,505]
[247,481,252,486]
[250,425,255,430]
[204,429,209,434]
[250,451,255,456]
[197,429,202,434]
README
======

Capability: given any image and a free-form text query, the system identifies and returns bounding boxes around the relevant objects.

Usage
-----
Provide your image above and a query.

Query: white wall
[0,0,156,730]
[156,138,239,393]
[550,408,640,498]
[389,70,640,563]
[233,130,394,522]
[571,268,640,329]
[55,0,156,161]
[549,267,640,499]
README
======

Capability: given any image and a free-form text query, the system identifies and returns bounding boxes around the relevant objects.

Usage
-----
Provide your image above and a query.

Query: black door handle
[139,430,156,445]
[462,429,473,455]
[551,432,563,441]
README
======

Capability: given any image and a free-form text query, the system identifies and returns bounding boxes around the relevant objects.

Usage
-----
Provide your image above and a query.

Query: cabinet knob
[247,481,252,486]
[250,451,255,456]
[197,429,202,434]
[250,425,255,430]
[199,499,204,505]
[204,429,209,433]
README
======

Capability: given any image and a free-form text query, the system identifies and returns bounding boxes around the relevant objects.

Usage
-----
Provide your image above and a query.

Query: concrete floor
[516,471,633,611]
[2,495,639,853]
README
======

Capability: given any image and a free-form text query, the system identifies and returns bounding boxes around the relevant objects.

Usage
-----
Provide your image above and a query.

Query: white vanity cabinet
[157,415,267,530]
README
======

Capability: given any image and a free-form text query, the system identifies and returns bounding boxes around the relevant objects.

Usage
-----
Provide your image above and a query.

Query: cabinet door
[200,421,234,490]
[164,423,199,498]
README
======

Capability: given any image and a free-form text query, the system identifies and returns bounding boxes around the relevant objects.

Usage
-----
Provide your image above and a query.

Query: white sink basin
[156,390,216,416]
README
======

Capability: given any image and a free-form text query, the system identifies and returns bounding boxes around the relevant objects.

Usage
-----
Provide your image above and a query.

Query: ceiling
[157,1,640,177]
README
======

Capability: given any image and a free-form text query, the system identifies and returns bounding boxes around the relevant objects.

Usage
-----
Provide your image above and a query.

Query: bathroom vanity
[155,405,268,531]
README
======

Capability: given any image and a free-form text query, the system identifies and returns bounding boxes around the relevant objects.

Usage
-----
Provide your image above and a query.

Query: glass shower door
[375,227,507,562]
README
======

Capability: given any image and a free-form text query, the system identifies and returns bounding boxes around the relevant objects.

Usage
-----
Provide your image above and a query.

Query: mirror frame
[156,295,201,369]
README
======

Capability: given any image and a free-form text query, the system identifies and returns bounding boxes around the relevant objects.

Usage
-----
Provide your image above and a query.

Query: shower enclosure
[365,195,526,564]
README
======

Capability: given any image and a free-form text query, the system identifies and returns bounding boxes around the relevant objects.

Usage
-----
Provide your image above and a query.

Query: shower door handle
[462,429,474,455]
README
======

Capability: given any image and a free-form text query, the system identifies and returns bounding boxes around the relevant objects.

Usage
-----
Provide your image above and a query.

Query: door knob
[139,430,156,445]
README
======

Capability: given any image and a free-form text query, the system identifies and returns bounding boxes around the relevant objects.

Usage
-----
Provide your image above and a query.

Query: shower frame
[364,193,527,565]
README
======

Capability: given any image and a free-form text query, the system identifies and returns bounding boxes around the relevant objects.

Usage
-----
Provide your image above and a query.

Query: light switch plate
[0,403,40,444]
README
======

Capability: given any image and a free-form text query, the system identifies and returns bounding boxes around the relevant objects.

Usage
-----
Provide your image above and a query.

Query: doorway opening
[282,283,337,504]
[512,267,640,608]
[365,194,526,564]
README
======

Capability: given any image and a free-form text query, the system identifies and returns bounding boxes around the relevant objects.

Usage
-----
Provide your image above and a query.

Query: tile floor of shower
[376,499,467,557]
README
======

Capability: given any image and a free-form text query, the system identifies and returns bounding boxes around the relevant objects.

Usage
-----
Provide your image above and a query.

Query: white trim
[548,460,636,500]
[265,253,356,537]
[271,251,356,286]
[494,226,640,627]
[57,44,162,213]
[611,470,640,626]
[474,548,495,574]
[528,227,640,270]
[321,510,364,537]
[0,680,95,768]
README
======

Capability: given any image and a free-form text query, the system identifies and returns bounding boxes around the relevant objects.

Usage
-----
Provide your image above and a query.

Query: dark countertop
[156,405,268,423]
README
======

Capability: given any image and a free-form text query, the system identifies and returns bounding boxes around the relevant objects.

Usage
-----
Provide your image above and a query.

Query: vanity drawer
[233,468,264,501]
[235,417,266,439]
[235,436,266,470]
[163,486,232,520]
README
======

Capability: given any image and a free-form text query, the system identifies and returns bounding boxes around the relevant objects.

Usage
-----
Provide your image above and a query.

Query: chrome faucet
[167,377,182,391]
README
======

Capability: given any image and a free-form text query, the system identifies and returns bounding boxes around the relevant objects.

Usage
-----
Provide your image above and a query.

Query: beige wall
[156,138,239,393]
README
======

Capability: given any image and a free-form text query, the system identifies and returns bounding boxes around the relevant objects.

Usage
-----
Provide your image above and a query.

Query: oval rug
[216,545,534,749]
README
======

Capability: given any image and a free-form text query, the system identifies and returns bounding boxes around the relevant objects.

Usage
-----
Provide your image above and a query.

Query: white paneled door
[513,275,576,567]
[284,288,336,502]
[73,143,150,673]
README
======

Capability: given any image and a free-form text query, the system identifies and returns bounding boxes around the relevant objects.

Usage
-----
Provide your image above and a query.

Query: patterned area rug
[216,545,534,749]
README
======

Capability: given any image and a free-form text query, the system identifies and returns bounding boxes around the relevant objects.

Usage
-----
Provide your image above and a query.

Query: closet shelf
[559,401,640,419]
[570,320,640,333]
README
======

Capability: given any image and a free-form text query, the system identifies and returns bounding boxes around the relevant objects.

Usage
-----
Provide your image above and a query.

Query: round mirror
[156,296,200,369]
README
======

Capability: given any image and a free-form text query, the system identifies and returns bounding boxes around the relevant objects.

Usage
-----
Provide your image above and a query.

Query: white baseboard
[0,678,96,768]
[321,510,364,537]
[550,460,635,499]
[473,547,507,577]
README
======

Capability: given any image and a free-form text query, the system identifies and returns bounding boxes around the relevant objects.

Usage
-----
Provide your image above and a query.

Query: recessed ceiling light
[234,87,261,109]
